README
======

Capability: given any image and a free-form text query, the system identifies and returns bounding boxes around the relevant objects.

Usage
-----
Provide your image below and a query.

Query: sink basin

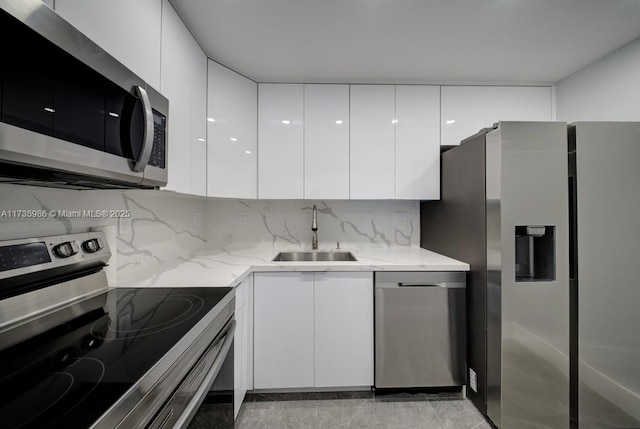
[272,251,358,262]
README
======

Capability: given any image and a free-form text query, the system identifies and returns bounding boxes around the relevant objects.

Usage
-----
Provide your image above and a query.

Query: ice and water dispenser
[515,226,556,282]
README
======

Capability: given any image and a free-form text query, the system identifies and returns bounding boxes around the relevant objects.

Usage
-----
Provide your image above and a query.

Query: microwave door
[105,83,145,163]
[139,85,168,188]
[54,63,106,152]
[1,9,56,138]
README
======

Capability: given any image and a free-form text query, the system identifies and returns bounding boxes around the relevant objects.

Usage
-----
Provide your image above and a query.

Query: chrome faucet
[311,204,318,250]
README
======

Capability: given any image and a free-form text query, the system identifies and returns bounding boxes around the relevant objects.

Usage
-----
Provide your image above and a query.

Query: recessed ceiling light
[281,120,291,125]
[230,137,238,142]
[44,107,55,113]
[197,138,205,142]
[391,119,398,124]
[245,150,252,154]
[335,120,344,125]
[207,117,216,122]
[446,119,456,125]
[108,112,120,118]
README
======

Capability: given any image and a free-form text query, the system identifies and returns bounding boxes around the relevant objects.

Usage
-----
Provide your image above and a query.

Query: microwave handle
[132,85,154,173]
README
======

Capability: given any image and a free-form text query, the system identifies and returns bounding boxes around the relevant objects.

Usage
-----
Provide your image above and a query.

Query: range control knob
[82,238,103,254]
[53,241,79,258]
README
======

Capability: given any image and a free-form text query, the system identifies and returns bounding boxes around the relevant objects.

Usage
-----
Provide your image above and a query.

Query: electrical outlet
[238,211,248,225]
[393,212,408,227]
[193,212,201,226]
[118,217,132,236]
[263,206,278,217]
[469,368,477,392]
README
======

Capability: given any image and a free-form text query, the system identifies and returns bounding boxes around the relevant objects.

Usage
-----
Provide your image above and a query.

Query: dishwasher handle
[399,282,443,287]
[375,281,465,289]
[374,272,466,289]
[398,282,465,288]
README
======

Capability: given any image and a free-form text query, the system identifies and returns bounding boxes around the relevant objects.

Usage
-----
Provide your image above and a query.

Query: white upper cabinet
[54,0,162,89]
[441,86,496,146]
[350,85,396,199]
[441,86,552,146]
[395,86,441,200]
[160,0,207,196]
[258,84,304,199]
[304,85,350,199]
[207,61,257,198]
[495,86,552,121]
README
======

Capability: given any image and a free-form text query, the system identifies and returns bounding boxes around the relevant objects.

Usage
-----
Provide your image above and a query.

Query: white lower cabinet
[234,275,254,419]
[313,272,374,387]
[253,272,314,389]
[234,305,245,418]
[253,272,373,390]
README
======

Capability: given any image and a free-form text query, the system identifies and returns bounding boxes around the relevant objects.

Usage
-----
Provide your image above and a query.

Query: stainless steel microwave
[0,0,168,189]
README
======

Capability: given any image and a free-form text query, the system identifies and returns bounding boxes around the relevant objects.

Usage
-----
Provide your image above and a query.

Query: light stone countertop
[114,247,469,288]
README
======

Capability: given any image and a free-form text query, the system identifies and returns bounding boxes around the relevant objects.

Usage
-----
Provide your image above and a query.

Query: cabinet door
[207,61,257,198]
[233,275,253,418]
[304,84,350,199]
[160,0,207,195]
[314,272,374,387]
[244,275,254,392]
[253,273,314,389]
[54,0,162,89]
[233,304,245,418]
[350,85,396,199]
[395,86,441,200]
[441,86,497,146]
[258,84,304,199]
[496,86,552,122]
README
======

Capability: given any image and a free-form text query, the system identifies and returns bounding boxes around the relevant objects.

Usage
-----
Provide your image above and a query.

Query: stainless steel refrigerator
[569,122,640,429]
[422,121,571,428]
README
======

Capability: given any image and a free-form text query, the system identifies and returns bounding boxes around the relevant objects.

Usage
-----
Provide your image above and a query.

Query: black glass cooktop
[0,287,232,429]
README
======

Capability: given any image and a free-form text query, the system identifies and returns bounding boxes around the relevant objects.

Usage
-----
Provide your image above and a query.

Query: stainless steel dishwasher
[375,272,466,389]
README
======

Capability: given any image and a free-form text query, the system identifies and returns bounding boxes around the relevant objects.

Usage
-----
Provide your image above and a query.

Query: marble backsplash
[1,184,420,285]
[203,199,419,251]
[0,185,208,285]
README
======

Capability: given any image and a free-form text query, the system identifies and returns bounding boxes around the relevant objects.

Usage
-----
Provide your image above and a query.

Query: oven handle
[132,85,154,173]
[174,319,236,429]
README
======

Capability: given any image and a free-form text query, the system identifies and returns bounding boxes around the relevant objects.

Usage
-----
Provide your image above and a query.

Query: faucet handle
[311,204,318,231]
[336,241,341,251]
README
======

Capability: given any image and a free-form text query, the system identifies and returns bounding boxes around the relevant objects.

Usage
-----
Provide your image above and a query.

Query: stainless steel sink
[272,251,358,262]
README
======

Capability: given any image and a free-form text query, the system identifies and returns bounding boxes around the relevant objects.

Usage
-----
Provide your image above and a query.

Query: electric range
[0,233,235,429]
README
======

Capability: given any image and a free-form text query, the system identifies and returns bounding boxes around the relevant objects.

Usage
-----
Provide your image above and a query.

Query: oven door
[148,319,236,429]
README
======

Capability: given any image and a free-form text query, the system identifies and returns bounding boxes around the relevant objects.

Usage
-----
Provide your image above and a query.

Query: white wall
[556,37,640,122]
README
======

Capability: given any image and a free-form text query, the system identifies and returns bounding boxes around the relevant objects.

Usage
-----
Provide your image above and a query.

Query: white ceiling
[169,0,640,84]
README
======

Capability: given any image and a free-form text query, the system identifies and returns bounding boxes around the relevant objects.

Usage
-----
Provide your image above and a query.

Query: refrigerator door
[572,122,640,428]
[486,122,570,429]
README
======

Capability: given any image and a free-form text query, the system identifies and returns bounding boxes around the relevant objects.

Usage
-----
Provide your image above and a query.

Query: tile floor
[232,392,493,429]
